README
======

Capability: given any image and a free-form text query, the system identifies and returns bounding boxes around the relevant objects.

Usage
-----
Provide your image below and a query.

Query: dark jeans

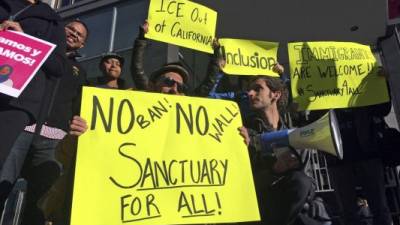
[0,131,61,225]
[0,107,31,167]
[329,158,392,225]
[0,131,35,209]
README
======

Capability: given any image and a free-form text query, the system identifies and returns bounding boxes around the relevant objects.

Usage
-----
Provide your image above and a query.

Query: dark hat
[150,62,190,84]
[100,52,124,67]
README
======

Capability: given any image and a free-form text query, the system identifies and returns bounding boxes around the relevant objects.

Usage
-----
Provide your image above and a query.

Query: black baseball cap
[150,62,190,84]
[100,52,124,67]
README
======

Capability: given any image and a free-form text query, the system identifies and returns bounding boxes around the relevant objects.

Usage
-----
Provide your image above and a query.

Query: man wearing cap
[148,62,189,95]
[131,21,221,96]
[130,21,188,95]
[89,52,130,89]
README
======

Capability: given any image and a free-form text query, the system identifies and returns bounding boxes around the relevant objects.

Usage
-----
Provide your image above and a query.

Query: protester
[131,20,223,96]
[89,52,130,89]
[0,18,89,225]
[298,55,394,225]
[197,38,286,120]
[36,20,89,225]
[326,102,393,225]
[0,0,67,214]
[239,75,316,225]
[162,32,320,225]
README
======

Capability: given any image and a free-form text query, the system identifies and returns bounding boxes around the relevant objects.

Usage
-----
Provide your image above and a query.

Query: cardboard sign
[288,42,389,110]
[146,0,217,53]
[0,30,56,97]
[70,87,260,225]
[220,38,279,76]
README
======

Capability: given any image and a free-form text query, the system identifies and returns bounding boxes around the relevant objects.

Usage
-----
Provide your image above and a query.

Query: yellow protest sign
[288,42,389,110]
[70,87,260,225]
[219,38,279,76]
[146,0,217,53]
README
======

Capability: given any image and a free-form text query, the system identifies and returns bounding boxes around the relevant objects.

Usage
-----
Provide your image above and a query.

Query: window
[58,0,85,8]
[72,0,148,58]
[78,7,113,57]
[113,0,148,50]
[64,0,170,87]
[60,0,73,8]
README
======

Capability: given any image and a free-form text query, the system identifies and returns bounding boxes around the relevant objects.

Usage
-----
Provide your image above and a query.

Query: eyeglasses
[161,77,187,93]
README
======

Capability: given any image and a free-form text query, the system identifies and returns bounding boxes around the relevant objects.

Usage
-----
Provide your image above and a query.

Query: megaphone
[257,110,343,159]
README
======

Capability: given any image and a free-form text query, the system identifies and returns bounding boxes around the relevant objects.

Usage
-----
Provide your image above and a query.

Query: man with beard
[239,76,315,225]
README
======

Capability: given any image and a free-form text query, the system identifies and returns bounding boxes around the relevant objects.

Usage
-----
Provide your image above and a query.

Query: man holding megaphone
[240,75,319,225]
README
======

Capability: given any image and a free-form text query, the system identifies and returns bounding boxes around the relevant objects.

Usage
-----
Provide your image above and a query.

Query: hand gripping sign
[0,30,56,97]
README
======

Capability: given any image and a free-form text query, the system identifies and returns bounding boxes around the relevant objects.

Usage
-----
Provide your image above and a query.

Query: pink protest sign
[0,30,56,97]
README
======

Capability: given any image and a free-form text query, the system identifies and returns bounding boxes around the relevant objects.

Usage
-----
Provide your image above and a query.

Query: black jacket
[46,53,87,132]
[335,102,392,162]
[130,37,149,90]
[307,100,392,163]
[245,115,287,170]
[87,76,129,90]
[0,0,67,122]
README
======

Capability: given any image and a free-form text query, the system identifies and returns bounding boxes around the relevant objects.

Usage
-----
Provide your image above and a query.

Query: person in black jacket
[0,0,67,212]
[239,75,314,225]
[0,17,87,225]
[19,19,89,225]
[20,19,89,225]
[327,102,393,225]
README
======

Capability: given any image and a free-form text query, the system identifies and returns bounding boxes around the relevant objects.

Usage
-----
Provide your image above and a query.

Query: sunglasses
[161,77,187,93]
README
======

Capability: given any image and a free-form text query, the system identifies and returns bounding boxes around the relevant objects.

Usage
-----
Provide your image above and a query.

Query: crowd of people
[0,0,398,225]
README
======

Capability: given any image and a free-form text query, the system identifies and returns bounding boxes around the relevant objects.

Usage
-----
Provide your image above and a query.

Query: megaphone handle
[260,130,290,149]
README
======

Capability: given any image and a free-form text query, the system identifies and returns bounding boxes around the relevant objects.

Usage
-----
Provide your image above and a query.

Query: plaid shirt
[24,123,67,140]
